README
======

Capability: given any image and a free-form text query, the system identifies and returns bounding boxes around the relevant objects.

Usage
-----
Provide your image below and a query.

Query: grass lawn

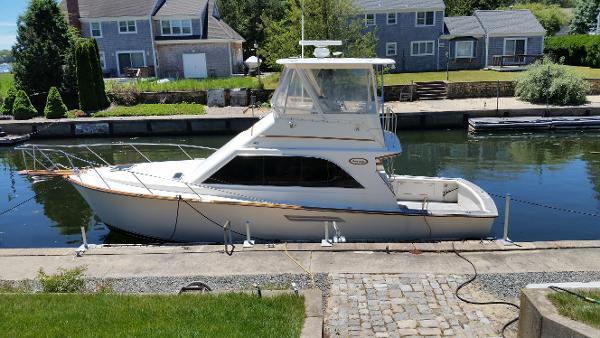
[548,290,600,329]
[106,76,262,92]
[86,103,206,118]
[0,293,305,338]
[0,73,14,97]
[261,66,600,89]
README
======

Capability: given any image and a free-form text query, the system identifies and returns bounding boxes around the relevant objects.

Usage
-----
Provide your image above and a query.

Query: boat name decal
[349,158,369,165]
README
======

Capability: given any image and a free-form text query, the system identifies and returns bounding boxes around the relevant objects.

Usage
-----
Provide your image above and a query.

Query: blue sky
[0,0,29,50]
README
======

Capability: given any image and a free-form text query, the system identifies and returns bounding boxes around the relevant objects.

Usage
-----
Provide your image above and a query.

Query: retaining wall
[0,117,258,139]
[518,288,600,338]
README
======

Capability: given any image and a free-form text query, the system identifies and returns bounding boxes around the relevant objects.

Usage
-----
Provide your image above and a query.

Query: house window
[365,14,375,26]
[118,20,137,33]
[204,156,363,188]
[387,13,397,25]
[160,20,192,35]
[416,11,435,26]
[116,51,146,75]
[411,41,435,56]
[455,41,474,58]
[386,42,397,56]
[504,38,527,56]
[99,52,106,69]
[90,22,102,38]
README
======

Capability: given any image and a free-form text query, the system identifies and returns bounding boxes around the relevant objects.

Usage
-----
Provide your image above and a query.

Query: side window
[205,156,363,188]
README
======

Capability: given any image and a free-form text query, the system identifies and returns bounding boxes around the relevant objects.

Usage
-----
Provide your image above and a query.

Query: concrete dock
[1,240,599,280]
[2,240,599,337]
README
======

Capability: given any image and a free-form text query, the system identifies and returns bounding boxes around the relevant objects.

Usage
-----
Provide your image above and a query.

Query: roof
[154,0,207,17]
[353,0,445,12]
[75,0,157,18]
[444,16,485,37]
[277,58,396,67]
[474,10,545,36]
[204,0,244,40]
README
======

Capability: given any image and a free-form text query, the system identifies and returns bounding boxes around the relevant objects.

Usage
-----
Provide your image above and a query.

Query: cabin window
[204,156,363,188]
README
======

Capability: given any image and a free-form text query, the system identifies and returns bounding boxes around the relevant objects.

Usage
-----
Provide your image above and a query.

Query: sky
[0,0,29,50]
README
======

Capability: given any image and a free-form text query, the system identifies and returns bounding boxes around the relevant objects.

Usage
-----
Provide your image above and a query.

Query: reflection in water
[0,132,598,248]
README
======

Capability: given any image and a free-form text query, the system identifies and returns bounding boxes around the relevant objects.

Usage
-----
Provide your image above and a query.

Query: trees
[75,39,109,112]
[12,0,73,96]
[261,0,376,70]
[504,3,571,35]
[12,90,38,120]
[217,0,287,60]
[570,0,600,34]
[44,87,68,119]
[445,0,512,17]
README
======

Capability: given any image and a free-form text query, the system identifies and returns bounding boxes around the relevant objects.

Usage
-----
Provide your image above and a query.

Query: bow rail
[16,142,218,175]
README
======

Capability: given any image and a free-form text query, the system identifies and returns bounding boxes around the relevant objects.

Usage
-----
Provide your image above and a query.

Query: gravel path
[474,271,600,301]
[86,273,329,295]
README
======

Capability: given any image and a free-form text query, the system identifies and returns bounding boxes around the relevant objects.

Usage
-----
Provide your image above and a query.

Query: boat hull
[72,181,495,243]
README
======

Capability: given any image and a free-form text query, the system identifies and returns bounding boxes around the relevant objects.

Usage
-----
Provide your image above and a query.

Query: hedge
[545,35,600,68]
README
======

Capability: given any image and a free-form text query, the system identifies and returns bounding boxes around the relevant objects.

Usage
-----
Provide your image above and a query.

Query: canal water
[0,130,599,248]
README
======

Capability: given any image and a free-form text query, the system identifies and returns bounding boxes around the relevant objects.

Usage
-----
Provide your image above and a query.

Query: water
[0,130,599,248]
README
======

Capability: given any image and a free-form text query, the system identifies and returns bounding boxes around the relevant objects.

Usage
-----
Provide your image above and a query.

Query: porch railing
[491,54,544,67]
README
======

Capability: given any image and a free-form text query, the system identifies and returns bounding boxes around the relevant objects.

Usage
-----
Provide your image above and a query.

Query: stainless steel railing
[15,142,275,204]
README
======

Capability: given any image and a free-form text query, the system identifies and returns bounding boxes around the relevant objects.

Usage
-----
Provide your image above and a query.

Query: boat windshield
[272,67,377,115]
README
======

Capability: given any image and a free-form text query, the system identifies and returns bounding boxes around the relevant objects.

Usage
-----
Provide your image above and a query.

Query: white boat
[18,47,498,244]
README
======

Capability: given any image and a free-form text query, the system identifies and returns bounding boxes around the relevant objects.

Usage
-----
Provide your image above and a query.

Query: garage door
[182,53,207,79]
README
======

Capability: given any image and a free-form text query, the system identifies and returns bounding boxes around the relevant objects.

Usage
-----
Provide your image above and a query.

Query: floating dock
[469,116,600,132]
[0,131,29,146]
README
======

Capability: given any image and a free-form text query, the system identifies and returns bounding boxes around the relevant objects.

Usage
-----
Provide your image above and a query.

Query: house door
[182,53,207,79]
[117,52,146,76]
[504,39,526,64]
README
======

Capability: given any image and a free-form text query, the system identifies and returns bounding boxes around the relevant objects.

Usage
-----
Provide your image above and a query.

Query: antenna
[301,0,305,58]
[299,40,342,58]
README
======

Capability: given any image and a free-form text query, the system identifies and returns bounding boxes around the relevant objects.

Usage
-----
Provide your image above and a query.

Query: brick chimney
[65,0,81,30]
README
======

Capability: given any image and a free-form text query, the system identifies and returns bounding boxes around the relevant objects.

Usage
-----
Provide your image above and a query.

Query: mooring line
[490,193,600,218]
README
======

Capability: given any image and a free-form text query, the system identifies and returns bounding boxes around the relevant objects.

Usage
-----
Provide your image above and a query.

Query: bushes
[37,267,86,293]
[545,35,600,68]
[12,89,38,120]
[516,58,589,106]
[0,86,17,115]
[44,86,68,119]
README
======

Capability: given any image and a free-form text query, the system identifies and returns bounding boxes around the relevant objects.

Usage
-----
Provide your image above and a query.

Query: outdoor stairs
[415,81,447,100]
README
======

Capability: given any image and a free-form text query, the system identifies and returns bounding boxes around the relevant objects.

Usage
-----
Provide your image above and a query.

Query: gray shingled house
[441,10,546,70]
[63,0,244,78]
[354,0,546,72]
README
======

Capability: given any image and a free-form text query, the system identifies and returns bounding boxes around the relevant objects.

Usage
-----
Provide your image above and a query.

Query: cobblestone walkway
[326,273,500,338]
